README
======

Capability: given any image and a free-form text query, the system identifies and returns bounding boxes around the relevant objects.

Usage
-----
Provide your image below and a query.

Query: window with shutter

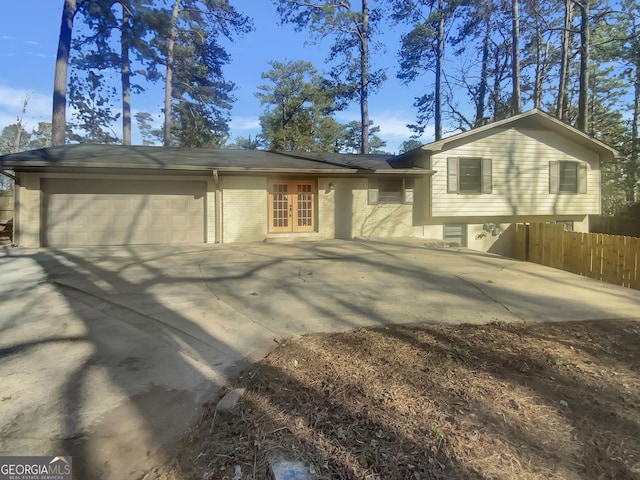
[448,157,492,194]
[368,178,413,204]
[550,161,586,194]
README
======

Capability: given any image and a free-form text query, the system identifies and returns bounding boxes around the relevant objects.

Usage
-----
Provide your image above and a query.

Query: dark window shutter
[482,158,492,194]
[447,157,458,193]
[368,178,379,204]
[549,161,559,194]
[578,163,587,193]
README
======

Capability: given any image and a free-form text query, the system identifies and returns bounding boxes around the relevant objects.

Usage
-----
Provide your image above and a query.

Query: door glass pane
[272,184,289,228]
[297,184,313,227]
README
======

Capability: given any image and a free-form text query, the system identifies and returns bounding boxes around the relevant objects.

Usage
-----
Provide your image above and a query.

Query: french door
[268,180,316,233]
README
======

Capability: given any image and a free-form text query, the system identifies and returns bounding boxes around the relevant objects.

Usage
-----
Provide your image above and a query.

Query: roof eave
[7,162,433,175]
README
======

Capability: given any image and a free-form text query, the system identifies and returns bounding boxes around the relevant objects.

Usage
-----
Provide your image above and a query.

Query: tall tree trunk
[360,0,369,154]
[121,0,132,145]
[632,62,640,201]
[477,10,491,125]
[492,48,500,120]
[164,0,181,147]
[577,0,589,132]
[557,0,573,120]
[52,0,78,146]
[532,0,543,109]
[435,0,444,140]
[511,0,521,115]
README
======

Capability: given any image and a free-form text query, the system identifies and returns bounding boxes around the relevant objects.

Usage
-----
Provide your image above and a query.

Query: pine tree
[274,0,385,153]
[52,0,83,145]
[392,0,462,140]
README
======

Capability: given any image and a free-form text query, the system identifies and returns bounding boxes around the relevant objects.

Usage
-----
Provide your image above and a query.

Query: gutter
[7,164,435,176]
[0,170,17,182]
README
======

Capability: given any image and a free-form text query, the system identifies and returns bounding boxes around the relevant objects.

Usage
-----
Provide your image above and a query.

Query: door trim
[268,179,317,233]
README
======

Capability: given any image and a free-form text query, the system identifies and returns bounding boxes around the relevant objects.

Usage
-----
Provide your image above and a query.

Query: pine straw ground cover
[164,319,640,480]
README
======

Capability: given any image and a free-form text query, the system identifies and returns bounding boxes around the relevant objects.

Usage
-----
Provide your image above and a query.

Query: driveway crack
[455,275,526,322]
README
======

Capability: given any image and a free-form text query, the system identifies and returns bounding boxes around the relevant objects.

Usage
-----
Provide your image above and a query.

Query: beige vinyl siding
[431,128,600,217]
[221,176,268,243]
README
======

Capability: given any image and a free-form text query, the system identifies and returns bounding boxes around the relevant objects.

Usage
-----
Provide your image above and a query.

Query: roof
[394,109,622,165]
[0,144,431,175]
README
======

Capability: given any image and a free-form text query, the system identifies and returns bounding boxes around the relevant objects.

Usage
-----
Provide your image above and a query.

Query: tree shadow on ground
[0,247,271,479]
[183,319,640,479]
[2,239,639,479]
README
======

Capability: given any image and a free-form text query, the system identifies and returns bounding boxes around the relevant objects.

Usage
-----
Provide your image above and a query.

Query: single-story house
[0,109,621,255]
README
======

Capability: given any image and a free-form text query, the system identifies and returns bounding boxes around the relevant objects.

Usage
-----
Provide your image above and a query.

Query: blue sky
[0,1,432,153]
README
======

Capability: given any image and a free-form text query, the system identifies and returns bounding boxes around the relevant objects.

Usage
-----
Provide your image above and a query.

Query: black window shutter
[482,158,492,194]
[578,163,587,193]
[447,157,458,193]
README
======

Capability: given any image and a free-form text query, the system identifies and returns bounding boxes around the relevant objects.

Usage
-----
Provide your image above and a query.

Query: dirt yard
[158,319,640,480]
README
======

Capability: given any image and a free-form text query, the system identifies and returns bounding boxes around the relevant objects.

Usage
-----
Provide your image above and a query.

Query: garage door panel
[43,179,205,246]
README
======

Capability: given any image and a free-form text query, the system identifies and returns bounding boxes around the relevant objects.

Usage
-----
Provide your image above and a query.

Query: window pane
[377,178,403,204]
[459,158,481,193]
[444,224,467,247]
[272,184,288,228]
[297,184,313,227]
[559,162,578,193]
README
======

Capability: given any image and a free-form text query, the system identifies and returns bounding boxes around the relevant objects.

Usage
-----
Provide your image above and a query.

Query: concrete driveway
[1,239,639,479]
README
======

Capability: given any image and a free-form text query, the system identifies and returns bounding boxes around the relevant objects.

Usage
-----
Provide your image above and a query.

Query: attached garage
[1,144,431,248]
[42,178,206,246]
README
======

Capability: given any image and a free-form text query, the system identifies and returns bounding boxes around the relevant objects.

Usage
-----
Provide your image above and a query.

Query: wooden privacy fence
[512,223,640,290]
[590,215,640,238]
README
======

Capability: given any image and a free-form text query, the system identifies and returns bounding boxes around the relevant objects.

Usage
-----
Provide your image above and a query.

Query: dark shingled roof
[0,144,427,174]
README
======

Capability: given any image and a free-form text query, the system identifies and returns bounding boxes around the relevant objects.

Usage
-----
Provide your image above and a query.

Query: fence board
[511,223,640,292]
[512,223,527,261]
[631,237,640,290]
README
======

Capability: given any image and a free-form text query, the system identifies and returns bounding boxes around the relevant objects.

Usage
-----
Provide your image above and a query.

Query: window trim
[368,177,414,205]
[444,223,467,247]
[549,161,587,194]
[447,157,492,194]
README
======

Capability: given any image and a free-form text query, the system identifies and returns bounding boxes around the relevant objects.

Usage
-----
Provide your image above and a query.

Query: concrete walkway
[1,239,638,479]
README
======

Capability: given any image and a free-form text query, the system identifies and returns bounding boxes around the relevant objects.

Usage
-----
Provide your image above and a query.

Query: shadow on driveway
[0,239,638,479]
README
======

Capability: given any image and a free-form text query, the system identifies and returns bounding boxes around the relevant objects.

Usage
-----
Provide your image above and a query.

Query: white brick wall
[206,179,216,243]
[221,176,268,243]
[17,173,40,247]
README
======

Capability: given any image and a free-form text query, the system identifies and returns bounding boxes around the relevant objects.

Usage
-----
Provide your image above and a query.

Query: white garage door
[43,179,206,246]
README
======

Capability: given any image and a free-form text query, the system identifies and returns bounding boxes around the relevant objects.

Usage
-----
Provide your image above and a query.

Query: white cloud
[230,115,260,132]
[372,111,416,139]
[25,40,40,46]
[0,85,51,130]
